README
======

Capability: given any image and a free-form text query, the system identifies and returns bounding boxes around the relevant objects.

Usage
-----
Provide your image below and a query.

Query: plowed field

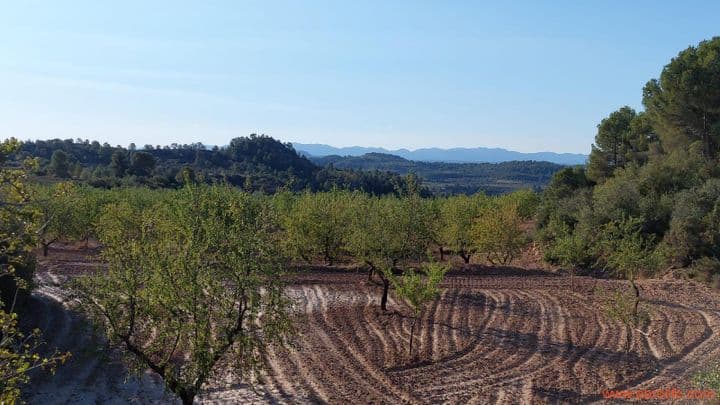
[24,246,720,404]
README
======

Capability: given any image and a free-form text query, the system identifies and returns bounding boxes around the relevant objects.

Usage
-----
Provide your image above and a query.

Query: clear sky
[1,1,718,153]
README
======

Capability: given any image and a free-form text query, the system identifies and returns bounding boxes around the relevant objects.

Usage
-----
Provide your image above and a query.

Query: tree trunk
[409,316,417,358]
[439,247,445,261]
[625,324,632,353]
[180,394,194,405]
[42,243,49,257]
[460,251,471,264]
[324,252,333,266]
[630,279,640,320]
[380,277,390,311]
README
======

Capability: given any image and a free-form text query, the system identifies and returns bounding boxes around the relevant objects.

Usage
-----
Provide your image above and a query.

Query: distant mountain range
[292,143,587,165]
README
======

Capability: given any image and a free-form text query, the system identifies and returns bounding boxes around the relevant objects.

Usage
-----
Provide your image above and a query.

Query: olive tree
[72,185,294,405]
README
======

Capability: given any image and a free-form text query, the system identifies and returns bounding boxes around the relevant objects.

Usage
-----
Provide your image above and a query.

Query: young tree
[472,201,528,266]
[72,185,294,405]
[598,286,649,353]
[389,262,448,359]
[599,217,658,351]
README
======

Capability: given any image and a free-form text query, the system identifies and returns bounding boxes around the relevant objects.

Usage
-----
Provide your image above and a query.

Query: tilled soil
[24,246,720,404]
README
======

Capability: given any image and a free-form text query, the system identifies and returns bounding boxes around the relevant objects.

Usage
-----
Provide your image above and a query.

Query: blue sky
[1,1,718,153]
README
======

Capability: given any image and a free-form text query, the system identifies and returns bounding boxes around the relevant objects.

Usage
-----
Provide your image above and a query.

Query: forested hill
[12,135,566,195]
[311,152,565,195]
[12,135,414,195]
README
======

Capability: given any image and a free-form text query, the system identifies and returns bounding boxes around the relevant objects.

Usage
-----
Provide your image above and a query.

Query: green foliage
[685,257,720,287]
[49,150,70,178]
[14,136,413,195]
[312,152,564,195]
[0,309,71,403]
[281,190,356,265]
[599,218,659,280]
[597,285,649,352]
[390,262,448,316]
[0,138,70,402]
[498,189,540,220]
[472,201,528,266]
[643,37,720,158]
[72,185,294,404]
[31,182,82,255]
[388,262,449,358]
[347,194,434,271]
[662,178,720,266]
[0,139,38,290]
[109,150,129,177]
[598,286,648,328]
[544,230,594,271]
[693,363,720,393]
[437,194,489,263]
[587,107,657,183]
[129,151,156,176]
[539,38,720,280]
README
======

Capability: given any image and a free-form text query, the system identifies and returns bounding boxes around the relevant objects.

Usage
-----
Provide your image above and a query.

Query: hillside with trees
[311,152,564,195]
[12,134,416,195]
[539,36,720,286]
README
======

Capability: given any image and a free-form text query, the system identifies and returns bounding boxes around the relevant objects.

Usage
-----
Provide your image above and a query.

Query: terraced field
[24,246,720,404]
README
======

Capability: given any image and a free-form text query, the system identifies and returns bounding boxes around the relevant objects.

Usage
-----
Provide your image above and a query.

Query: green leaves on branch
[0,138,70,403]
[72,185,294,405]
[472,201,528,266]
[387,262,449,359]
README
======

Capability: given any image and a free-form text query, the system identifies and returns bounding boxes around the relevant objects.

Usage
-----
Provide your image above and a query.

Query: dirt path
[23,247,720,404]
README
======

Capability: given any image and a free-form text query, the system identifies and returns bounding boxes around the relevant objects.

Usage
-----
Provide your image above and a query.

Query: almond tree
[600,217,658,351]
[72,185,294,405]
[389,262,448,359]
[0,139,70,402]
[348,194,433,310]
[472,201,528,266]
[32,182,80,256]
[439,194,488,264]
[281,190,355,265]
